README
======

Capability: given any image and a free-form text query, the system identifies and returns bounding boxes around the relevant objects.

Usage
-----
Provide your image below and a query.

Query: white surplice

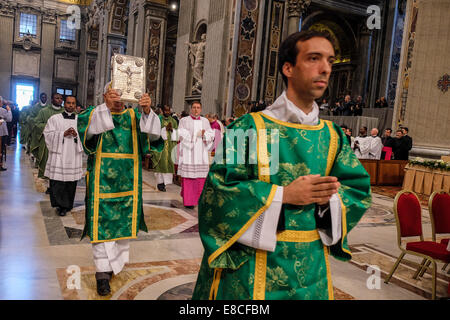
[43,113,84,181]
[177,116,215,179]
[354,136,372,159]
[237,91,342,252]
[368,135,383,160]
[87,104,161,274]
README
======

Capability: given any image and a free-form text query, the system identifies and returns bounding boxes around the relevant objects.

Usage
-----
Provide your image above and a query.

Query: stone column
[40,10,57,96]
[172,0,195,111]
[0,1,15,98]
[352,23,372,99]
[287,0,311,35]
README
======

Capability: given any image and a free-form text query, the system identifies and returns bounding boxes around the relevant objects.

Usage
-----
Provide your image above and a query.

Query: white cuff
[86,104,115,139]
[317,193,342,246]
[237,186,284,252]
[140,109,161,141]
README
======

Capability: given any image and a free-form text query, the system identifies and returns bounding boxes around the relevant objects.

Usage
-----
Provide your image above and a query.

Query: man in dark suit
[342,95,354,116]
[393,129,409,160]
[401,127,413,158]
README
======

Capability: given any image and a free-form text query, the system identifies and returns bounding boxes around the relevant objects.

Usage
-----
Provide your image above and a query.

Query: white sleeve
[140,109,161,141]
[86,104,115,140]
[43,116,64,154]
[317,193,342,246]
[237,186,284,252]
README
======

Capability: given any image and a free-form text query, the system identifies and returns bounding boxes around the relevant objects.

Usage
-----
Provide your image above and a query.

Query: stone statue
[186,33,206,95]
[86,0,102,30]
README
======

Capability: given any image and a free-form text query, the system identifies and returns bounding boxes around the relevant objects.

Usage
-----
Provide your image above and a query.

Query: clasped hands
[282,175,340,206]
[64,127,78,138]
[104,88,152,115]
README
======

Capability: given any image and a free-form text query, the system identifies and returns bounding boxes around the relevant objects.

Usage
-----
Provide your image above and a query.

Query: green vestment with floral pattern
[192,112,371,300]
[77,107,163,243]
[150,115,178,173]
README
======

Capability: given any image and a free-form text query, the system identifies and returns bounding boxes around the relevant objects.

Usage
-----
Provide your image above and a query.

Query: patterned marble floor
[0,142,448,300]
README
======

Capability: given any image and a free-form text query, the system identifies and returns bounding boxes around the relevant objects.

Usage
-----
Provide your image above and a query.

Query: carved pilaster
[287,0,311,19]
[0,0,15,18]
[42,9,57,24]
[287,0,311,34]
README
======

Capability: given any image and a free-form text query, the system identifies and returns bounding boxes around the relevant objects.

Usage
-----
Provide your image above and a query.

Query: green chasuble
[19,105,30,145]
[30,106,64,178]
[150,115,178,173]
[24,102,50,151]
[192,112,371,300]
[77,107,164,243]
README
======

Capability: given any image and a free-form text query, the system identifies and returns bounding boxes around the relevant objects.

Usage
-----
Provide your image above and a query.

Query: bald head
[371,128,379,137]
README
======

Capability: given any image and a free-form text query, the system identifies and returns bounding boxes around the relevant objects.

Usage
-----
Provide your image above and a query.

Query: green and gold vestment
[192,112,371,300]
[78,107,163,243]
[150,115,178,174]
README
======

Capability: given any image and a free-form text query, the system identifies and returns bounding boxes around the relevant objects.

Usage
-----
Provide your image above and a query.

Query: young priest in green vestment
[192,30,371,300]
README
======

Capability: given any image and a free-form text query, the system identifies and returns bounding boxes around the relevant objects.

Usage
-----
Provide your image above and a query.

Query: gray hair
[103,81,111,95]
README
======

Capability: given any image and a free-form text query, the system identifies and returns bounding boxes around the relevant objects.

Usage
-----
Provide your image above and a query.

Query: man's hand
[6,106,11,112]
[69,127,77,138]
[139,93,151,115]
[166,122,173,132]
[64,128,73,137]
[104,89,121,111]
[282,174,340,206]
[201,129,205,138]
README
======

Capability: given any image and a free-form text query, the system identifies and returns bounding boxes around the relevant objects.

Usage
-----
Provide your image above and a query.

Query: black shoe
[45,187,51,195]
[157,183,166,192]
[184,206,194,209]
[59,209,67,217]
[96,279,111,296]
[0,167,6,172]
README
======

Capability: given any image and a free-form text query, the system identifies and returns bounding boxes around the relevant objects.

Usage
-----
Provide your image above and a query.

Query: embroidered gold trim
[324,121,338,176]
[209,268,222,300]
[324,246,334,300]
[277,230,321,242]
[251,113,270,181]
[259,112,325,130]
[253,250,267,300]
[99,191,134,199]
[337,193,352,256]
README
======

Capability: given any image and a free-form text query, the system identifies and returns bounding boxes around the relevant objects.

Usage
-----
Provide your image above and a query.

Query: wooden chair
[384,190,450,299]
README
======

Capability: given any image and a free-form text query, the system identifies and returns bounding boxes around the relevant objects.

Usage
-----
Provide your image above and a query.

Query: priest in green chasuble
[150,105,178,192]
[77,83,163,296]
[30,93,64,181]
[192,30,371,300]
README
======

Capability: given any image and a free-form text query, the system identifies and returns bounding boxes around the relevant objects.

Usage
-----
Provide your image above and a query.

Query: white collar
[51,104,62,110]
[262,91,319,125]
[40,101,47,107]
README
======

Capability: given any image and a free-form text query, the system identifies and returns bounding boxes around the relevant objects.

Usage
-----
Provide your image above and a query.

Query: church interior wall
[399,0,449,152]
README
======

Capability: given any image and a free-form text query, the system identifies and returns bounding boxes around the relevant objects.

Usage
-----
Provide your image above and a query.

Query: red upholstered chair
[382,146,392,160]
[429,191,450,273]
[384,190,450,299]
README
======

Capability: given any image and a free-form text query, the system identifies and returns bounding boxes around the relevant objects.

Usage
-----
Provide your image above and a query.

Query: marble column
[39,11,57,96]
[287,0,311,35]
[0,1,14,98]
[352,23,372,99]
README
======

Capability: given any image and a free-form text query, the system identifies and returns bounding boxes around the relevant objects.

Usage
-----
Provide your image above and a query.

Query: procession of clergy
[16,30,376,299]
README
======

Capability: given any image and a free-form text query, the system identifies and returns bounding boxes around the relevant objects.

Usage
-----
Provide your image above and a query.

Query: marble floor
[0,140,448,300]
